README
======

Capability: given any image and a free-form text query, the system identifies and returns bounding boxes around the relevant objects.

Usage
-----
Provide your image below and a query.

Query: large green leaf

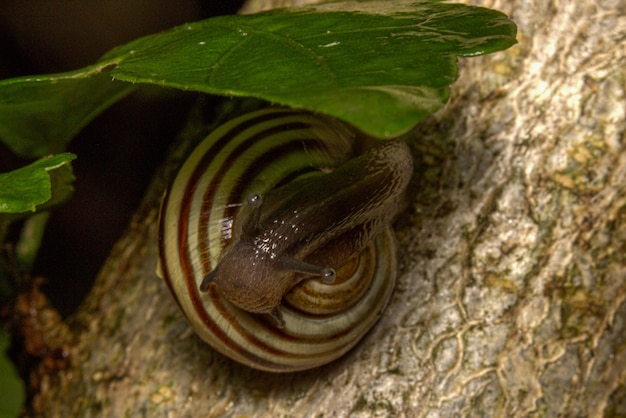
[106,1,516,137]
[0,1,517,157]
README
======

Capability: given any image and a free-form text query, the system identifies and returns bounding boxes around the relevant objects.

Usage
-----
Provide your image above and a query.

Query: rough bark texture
[35,0,626,417]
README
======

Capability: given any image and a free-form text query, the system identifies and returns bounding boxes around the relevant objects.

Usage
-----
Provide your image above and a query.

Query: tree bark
[35,0,626,416]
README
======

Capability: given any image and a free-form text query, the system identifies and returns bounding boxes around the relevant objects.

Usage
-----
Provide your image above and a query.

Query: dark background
[0,1,244,315]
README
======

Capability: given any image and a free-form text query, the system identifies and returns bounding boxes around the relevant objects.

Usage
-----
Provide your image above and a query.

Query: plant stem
[15,211,50,274]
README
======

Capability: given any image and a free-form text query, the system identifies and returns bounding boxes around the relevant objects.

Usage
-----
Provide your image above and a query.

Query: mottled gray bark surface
[36,0,625,417]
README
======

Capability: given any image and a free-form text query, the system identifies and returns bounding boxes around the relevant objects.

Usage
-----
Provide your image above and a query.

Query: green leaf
[0,65,134,158]
[0,153,77,214]
[105,1,517,138]
[0,1,517,156]
[0,330,25,418]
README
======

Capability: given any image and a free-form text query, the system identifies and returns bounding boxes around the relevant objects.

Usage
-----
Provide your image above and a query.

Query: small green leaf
[0,330,25,418]
[0,153,77,214]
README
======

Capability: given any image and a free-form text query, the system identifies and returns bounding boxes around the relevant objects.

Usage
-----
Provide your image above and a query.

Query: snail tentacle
[275,257,336,283]
[268,308,286,329]
[199,270,217,292]
[242,193,264,235]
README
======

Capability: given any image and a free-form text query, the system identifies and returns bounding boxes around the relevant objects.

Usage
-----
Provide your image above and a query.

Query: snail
[157,107,412,372]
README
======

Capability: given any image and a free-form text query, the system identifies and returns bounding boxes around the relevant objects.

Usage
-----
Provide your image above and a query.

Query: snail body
[158,108,412,372]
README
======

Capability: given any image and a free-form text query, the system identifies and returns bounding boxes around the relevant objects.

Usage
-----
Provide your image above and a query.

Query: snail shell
[157,108,412,372]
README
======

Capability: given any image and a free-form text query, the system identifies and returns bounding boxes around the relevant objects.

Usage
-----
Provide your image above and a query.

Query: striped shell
[157,108,411,372]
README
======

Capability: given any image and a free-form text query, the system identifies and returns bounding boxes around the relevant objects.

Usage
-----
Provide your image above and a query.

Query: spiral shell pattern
[157,108,398,372]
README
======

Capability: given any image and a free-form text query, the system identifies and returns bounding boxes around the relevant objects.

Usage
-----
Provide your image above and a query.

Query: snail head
[199,193,335,328]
